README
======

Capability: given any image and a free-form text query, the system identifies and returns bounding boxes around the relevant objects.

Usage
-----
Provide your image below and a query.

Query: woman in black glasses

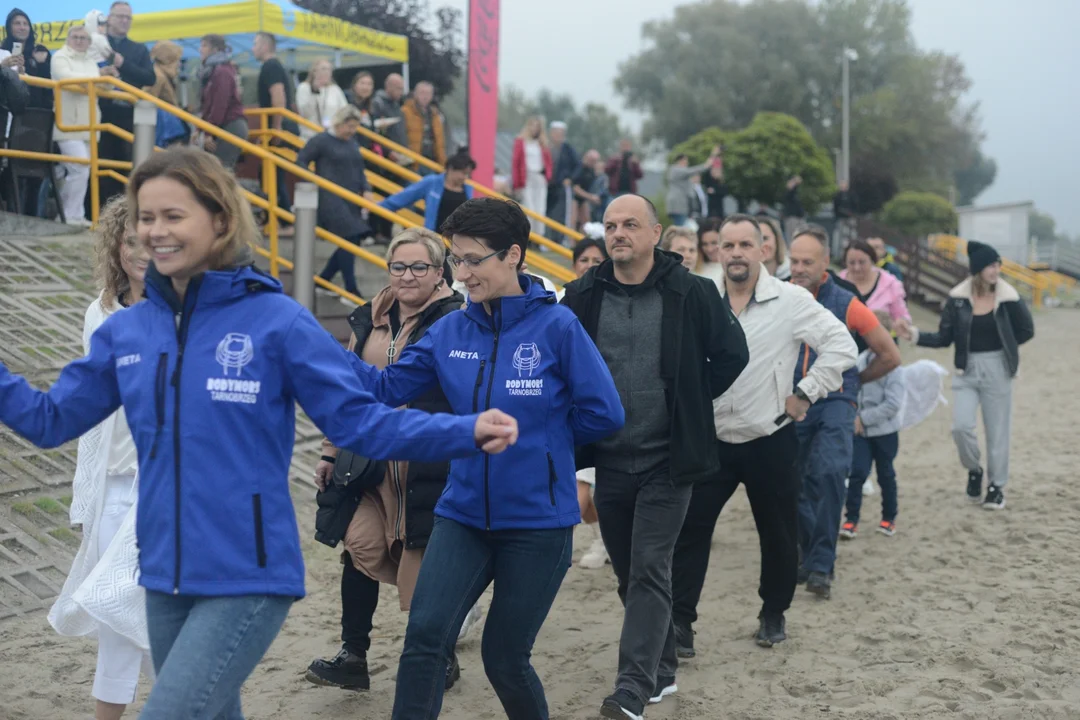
[306,227,468,694]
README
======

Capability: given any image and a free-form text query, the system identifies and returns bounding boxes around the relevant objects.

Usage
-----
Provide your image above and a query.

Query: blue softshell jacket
[353,275,624,531]
[0,265,483,598]
[379,173,474,231]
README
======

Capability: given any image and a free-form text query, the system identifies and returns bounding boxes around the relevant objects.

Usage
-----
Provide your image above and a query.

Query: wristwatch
[794,387,810,403]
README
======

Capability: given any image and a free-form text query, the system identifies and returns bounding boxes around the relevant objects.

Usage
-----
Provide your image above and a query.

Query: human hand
[474,409,519,454]
[563,178,572,187]
[709,145,721,158]
[0,55,17,69]
[313,460,334,491]
[100,65,120,77]
[894,318,914,341]
[112,51,124,69]
[204,134,217,152]
[854,416,864,436]
[784,394,811,422]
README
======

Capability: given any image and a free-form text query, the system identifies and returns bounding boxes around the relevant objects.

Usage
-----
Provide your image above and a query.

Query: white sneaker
[862,478,876,496]
[579,535,610,569]
[457,603,483,643]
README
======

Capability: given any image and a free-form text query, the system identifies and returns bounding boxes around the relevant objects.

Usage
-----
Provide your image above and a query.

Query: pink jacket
[839,267,911,323]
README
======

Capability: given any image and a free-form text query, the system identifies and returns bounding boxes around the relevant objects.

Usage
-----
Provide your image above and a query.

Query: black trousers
[672,424,800,623]
[340,556,380,657]
[94,107,134,212]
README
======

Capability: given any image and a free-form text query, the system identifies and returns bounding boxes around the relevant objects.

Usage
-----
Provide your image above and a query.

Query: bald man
[562,194,748,719]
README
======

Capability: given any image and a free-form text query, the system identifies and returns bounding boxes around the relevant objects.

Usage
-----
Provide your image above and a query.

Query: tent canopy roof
[24,0,407,69]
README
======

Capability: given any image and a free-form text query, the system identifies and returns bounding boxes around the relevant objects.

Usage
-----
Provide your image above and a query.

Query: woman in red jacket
[511,116,551,235]
[197,34,248,169]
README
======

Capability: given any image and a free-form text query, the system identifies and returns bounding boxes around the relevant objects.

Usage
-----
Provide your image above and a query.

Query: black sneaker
[982,485,1006,511]
[648,675,677,704]
[675,620,695,659]
[797,565,810,585]
[305,647,370,691]
[806,571,831,599]
[755,611,786,648]
[600,689,645,720]
[445,651,461,690]
[967,468,984,503]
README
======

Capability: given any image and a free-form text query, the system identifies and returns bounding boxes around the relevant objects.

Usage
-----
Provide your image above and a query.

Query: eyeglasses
[447,250,505,269]
[388,261,437,277]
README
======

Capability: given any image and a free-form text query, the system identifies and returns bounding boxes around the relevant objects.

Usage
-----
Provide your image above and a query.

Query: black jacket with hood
[917,277,1034,377]
[1,9,49,109]
[561,249,750,485]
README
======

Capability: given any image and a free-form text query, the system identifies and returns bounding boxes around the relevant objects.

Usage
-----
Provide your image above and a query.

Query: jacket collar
[716,262,783,303]
[369,281,456,329]
[144,263,281,313]
[948,277,1020,305]
[464,274,555,330]
[582,249,689,295]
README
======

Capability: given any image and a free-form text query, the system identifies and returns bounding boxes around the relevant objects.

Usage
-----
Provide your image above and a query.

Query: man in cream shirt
[670,214,857,651]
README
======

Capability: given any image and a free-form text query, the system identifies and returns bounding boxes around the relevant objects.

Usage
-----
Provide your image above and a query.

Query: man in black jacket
[562,194,749,720]
[97,1,156,208]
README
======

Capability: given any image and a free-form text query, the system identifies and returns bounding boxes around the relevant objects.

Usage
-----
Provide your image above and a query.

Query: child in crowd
[841,310,903,539]
[83,10,113,67]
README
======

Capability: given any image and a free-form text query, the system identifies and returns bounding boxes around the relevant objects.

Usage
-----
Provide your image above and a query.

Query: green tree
[954,148,998,206]
[1029,210,1058,243]
[673,114,835,210]
[880,191,957,237]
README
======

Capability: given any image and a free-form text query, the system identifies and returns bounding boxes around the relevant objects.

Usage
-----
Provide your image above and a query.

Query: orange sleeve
[846,299,880,336]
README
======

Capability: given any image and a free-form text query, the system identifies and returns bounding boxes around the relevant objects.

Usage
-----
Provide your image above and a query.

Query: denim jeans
[319,233,367,295]
[797,401,856,575]
[846,433,899,525]
[668,213,688,227]
[140,591,293,719]
[392,516,572,720]
[594,464,692,707]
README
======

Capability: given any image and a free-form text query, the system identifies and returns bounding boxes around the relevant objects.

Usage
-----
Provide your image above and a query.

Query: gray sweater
[665,161,712,216]
[857,352,905,437]
[295,131,370,238]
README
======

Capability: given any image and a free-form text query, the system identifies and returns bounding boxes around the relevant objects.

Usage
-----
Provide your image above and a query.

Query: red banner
[467,0,500,188]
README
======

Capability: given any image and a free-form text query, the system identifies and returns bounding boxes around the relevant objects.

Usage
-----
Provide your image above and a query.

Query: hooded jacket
[562,250,750,484]
[0,265,484,598]
[353,275,625,531]
[50,43,100,142]
[380,173,474,231]
[915,277,1034,377]
[1,9,49,109]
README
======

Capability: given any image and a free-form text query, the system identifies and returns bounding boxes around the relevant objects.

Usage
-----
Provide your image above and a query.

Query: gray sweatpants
[951,350,1013,487]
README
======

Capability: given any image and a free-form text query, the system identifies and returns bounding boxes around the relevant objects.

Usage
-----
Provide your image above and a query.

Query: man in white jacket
[670,214,857,651]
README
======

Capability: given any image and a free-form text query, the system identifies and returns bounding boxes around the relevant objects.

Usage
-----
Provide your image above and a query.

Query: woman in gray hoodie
[665,145,719,226]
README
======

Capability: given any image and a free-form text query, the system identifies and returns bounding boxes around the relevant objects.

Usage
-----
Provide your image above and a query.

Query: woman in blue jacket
[354,197,624,720]
[0,148,518,720]
[380,150,475,231]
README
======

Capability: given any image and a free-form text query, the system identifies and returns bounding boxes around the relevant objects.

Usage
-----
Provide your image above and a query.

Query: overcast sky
[441,0,1079,235]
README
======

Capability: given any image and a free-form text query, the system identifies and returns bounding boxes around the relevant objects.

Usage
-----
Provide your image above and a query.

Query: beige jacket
[51,45,101,143]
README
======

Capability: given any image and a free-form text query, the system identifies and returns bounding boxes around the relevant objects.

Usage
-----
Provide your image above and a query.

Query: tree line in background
[301,0,1071,243]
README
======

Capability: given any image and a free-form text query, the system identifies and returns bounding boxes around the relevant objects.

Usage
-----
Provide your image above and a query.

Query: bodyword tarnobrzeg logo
[216,333,254,376]
[511,343,541,377]
[208,333,261,404]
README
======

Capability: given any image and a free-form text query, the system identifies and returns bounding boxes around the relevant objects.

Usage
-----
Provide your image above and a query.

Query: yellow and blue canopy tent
[24,0,408,72]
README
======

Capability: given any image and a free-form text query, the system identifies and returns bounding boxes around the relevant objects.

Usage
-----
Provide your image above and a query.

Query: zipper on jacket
[387,330,406,541]
[471,359,486,412]
[482,310,502,530]
[149,352,168,459]
[170,287,198,594]
[251,494,267,568]
[546,452,557,506]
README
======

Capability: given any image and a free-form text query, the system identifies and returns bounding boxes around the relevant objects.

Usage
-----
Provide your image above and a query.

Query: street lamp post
[841,47,858,187]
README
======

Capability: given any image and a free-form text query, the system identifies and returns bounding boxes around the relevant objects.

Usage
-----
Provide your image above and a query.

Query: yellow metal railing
[931,234,1050,308]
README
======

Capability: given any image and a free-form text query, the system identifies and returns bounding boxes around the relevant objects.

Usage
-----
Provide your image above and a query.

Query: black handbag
[313,452,386,548]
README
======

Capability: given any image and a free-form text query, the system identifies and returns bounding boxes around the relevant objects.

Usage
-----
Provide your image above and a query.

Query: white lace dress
[48,294,148,650]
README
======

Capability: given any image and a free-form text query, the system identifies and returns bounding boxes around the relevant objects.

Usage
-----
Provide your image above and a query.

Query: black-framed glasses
[447,249,505,269]
[388,261,437,277]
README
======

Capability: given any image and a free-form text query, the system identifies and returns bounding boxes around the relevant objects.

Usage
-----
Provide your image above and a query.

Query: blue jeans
[140,591,293,719]
[845,433,899,525]
[319,232,367,295]
[796,401,856,575]
[669,213,688,227]
[392,516,572,720]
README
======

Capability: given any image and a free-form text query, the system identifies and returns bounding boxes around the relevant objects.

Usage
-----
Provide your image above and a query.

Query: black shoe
[675,620,695,659]
[445,651,461,690]
[797,565,810,585]
[305,647,370,691]
[982,484,1006,511]
[648,675,677,704]
[600,689,645,720]
[806,571,831,599]
[967,468,984,503]
[755,611,786,648]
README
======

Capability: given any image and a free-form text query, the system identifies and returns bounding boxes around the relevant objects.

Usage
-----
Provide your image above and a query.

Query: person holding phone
[670,214,855,655]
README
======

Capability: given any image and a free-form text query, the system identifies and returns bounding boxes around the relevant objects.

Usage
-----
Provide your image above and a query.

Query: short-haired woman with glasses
[304,227,470,694]
[353,197,624,719]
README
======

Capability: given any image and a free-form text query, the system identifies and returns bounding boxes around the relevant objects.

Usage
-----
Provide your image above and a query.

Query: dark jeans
[796,401,856,575]
[846,433,899,525]
[594,464,691,706]
[672,425,800,623]
[341,557,380,657]
[545,184,570,243]
[96,110,133,209]
[319,233,368,295]
[392,516,572,720]
[141,591,293,719]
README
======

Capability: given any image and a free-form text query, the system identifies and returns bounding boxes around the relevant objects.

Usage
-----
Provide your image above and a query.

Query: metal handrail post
[132,100,158,169]
[292,183,319,312]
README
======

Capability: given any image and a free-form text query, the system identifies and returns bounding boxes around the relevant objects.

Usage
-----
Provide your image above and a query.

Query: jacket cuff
[796,378,825,404]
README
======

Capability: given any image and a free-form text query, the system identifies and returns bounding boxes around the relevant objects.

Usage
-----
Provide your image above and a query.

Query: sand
[2,306,1078,720]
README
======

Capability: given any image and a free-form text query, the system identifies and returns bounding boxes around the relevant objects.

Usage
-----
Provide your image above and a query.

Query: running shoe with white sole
[862,478,876,496]
[648,676,677,704]
[600,689,644,720]
[876,520,896,536]
[982,485,1006,510]
[578,535,610,569]
[967,468,984,503]
[457,603,483,642]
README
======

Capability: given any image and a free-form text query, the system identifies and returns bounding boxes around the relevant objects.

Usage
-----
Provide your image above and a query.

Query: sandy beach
[2,305,1078,720]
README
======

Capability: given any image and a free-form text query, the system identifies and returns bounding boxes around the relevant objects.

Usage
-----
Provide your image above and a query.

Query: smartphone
[10,42,21,57]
